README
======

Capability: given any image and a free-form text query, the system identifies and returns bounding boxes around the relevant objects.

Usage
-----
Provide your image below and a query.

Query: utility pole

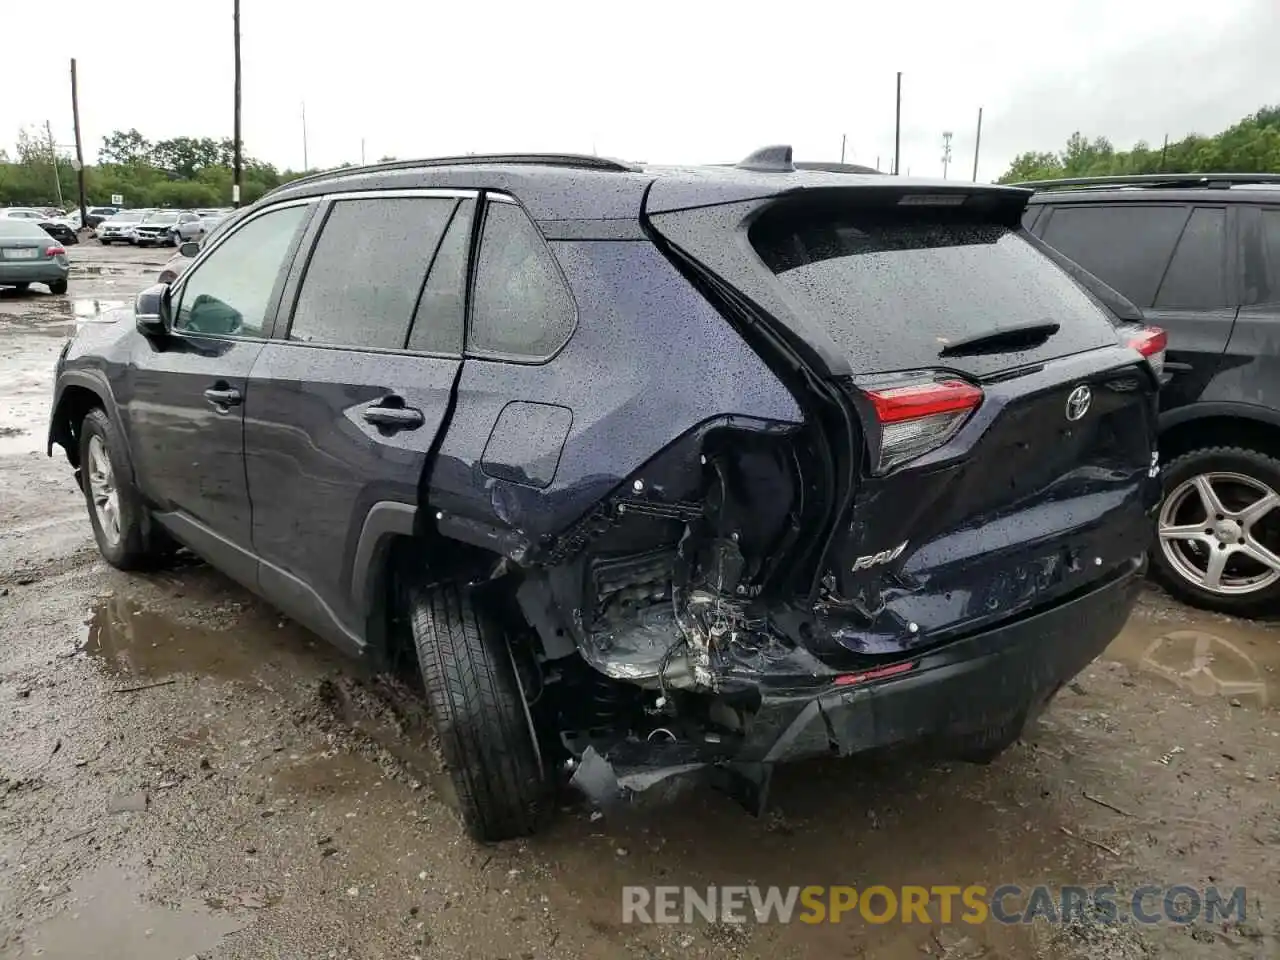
[971,106,983,182]
[45,120,64,206]
[1160,133,1169,172]
[941,131,953,180]
[361,138,365,165]
[301,102,309,170]
[232,0,242,207]
[840,133,846,164]
[70,59,86,225]
[893,72,902,174]
[875,154,880,171]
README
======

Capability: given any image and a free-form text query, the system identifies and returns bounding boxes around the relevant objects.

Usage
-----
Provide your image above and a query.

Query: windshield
[110,211,147,222]
[145,212,180,225]
[749,204,1117,375]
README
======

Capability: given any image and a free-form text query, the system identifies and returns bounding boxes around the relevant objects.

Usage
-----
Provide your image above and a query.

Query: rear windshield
[0,220,49,239]
[750,206,1116,375]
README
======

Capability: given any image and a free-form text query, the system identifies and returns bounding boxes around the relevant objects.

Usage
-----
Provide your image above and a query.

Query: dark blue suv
[48,149,1162,841]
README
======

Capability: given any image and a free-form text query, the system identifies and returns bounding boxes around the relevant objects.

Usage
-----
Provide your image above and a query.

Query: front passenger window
[173,204,309,337]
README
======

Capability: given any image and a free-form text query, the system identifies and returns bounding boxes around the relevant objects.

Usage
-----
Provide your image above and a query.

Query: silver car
[96,210,150,245]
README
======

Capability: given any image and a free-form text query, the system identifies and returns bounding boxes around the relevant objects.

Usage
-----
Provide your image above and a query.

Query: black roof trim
[1012,172,1280,191]
[267,153,640,196]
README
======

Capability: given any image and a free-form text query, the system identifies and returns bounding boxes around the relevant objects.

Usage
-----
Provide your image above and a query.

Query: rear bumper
[750,556,1142,763]
[571,556,1142,802]
[0,260,69,283]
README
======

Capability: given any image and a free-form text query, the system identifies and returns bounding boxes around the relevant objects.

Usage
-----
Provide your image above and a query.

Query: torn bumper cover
[572,557,1142,808]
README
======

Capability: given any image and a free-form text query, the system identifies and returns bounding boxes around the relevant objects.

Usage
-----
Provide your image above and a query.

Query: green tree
[100,128,151,165]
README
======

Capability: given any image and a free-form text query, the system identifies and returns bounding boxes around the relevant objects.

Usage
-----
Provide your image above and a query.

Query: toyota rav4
[49,149,1162,841]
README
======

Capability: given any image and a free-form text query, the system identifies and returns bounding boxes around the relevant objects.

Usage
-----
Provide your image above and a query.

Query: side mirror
[179,241,200,258]
[134,283,171,337]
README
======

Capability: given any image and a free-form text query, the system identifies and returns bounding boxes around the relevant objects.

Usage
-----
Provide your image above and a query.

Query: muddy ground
[0,243,1276,960]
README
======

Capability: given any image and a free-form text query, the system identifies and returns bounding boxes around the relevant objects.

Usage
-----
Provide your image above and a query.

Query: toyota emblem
[1065,384,1092,422]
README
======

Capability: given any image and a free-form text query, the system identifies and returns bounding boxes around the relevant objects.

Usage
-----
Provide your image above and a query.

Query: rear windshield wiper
[938,321,1061,357]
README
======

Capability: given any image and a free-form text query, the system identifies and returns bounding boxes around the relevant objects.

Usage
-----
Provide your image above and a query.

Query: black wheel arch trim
[1159,401,1280,435]
[350,501,419,615]
[48,369,126,462]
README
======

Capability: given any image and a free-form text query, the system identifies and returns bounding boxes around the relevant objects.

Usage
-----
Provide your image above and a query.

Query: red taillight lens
[1127,326,1167,378]
[864,378,983,471]
[834,660,916,686]
[45,245,65,257]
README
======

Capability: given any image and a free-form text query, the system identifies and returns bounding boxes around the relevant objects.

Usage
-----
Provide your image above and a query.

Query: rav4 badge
[852,540,909,572]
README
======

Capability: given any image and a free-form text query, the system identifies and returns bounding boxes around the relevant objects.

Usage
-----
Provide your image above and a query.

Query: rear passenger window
[1040,204,1189,308]
[1154,207,1227,309]
[469,200,575,360]
[1260,209,1280,304]
[289,196,454,350]
[407,200,473,354]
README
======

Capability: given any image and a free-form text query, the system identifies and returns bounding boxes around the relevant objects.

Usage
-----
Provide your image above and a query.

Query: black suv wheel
[78,408,169,570]
[405,578,550,842]
[1153,446,1280,616]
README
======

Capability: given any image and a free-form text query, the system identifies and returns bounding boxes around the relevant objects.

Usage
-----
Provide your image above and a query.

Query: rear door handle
[363,403,424,429]
[203,385,242,408]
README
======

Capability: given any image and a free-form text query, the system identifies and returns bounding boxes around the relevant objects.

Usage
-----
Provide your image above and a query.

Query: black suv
[1022,174,1280,616]
[49,149,1160,841]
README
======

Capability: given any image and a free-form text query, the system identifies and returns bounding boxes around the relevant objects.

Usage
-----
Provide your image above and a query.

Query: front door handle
[363,403,424,430]
[203,385,242,408]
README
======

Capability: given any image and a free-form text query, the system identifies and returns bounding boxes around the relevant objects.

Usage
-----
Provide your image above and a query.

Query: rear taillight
[864,378,983,472]
[45,245,65,257]
[1127,326,1167,379]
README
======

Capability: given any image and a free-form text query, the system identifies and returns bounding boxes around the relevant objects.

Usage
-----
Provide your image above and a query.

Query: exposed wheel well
[51,385,106,468]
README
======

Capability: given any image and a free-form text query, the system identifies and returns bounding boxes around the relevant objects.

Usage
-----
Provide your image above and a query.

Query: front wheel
[405,577,550,842]
[78,408,168,570]
[1152,445,1280,616]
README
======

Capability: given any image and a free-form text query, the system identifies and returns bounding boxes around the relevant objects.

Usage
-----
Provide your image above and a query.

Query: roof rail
[794,160,884,175]
[737,145,795,173]
[266,152,641,197]
[1012,172,1280,191]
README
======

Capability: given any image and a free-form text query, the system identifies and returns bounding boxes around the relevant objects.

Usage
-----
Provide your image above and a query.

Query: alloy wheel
[1158,471,1280,595]
[86,435,121,547]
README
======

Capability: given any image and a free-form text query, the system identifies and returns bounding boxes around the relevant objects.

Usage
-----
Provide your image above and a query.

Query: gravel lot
[0,242,1276,959]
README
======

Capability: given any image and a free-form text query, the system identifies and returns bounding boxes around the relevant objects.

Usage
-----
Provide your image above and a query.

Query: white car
[0,208,49,220]
[95,210,151,245]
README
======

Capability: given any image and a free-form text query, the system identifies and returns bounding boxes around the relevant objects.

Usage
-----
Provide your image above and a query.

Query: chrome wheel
[1159,471,1280,595]
[86,435,121,546]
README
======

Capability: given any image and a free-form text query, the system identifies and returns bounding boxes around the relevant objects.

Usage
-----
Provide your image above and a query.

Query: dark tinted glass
[1261,209,1280,304]
[750,208,1115,374]
[1039,204,1188,308]
[1154,207,1227,309]
[407,200,472,354]
[290,197,454,350]
[470,201,575,359]
[174,203,308,337]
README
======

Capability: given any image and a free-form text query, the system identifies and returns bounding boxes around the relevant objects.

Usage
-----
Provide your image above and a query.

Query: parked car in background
[96,210,149,244]
[0,208,49,221]
[1022,172,1280,616]
[129,211,187,247]
[0,218,69,293]
[84,207,120,229]
[36,218,78,246]
[168,212,210,244]
[49,149,1161,841]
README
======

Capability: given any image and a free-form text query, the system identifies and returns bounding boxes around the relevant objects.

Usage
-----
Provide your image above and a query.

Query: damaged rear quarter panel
[427,238,803,548]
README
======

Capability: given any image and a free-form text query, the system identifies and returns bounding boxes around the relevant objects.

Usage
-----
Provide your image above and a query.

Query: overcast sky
[4,0,1277,181]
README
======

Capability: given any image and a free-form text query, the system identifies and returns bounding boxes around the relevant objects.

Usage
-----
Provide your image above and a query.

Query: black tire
[78,408,167,570]
[405,578,550,842]
[1151,445,1280,617]
[48,279,67,295]
[10,282,29,292]
[99,238,112,246]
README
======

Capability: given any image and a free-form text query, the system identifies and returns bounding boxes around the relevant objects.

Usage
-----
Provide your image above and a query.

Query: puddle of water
[82,595,275,683]
[17,864,245,960]
[1105,614,1279,707]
